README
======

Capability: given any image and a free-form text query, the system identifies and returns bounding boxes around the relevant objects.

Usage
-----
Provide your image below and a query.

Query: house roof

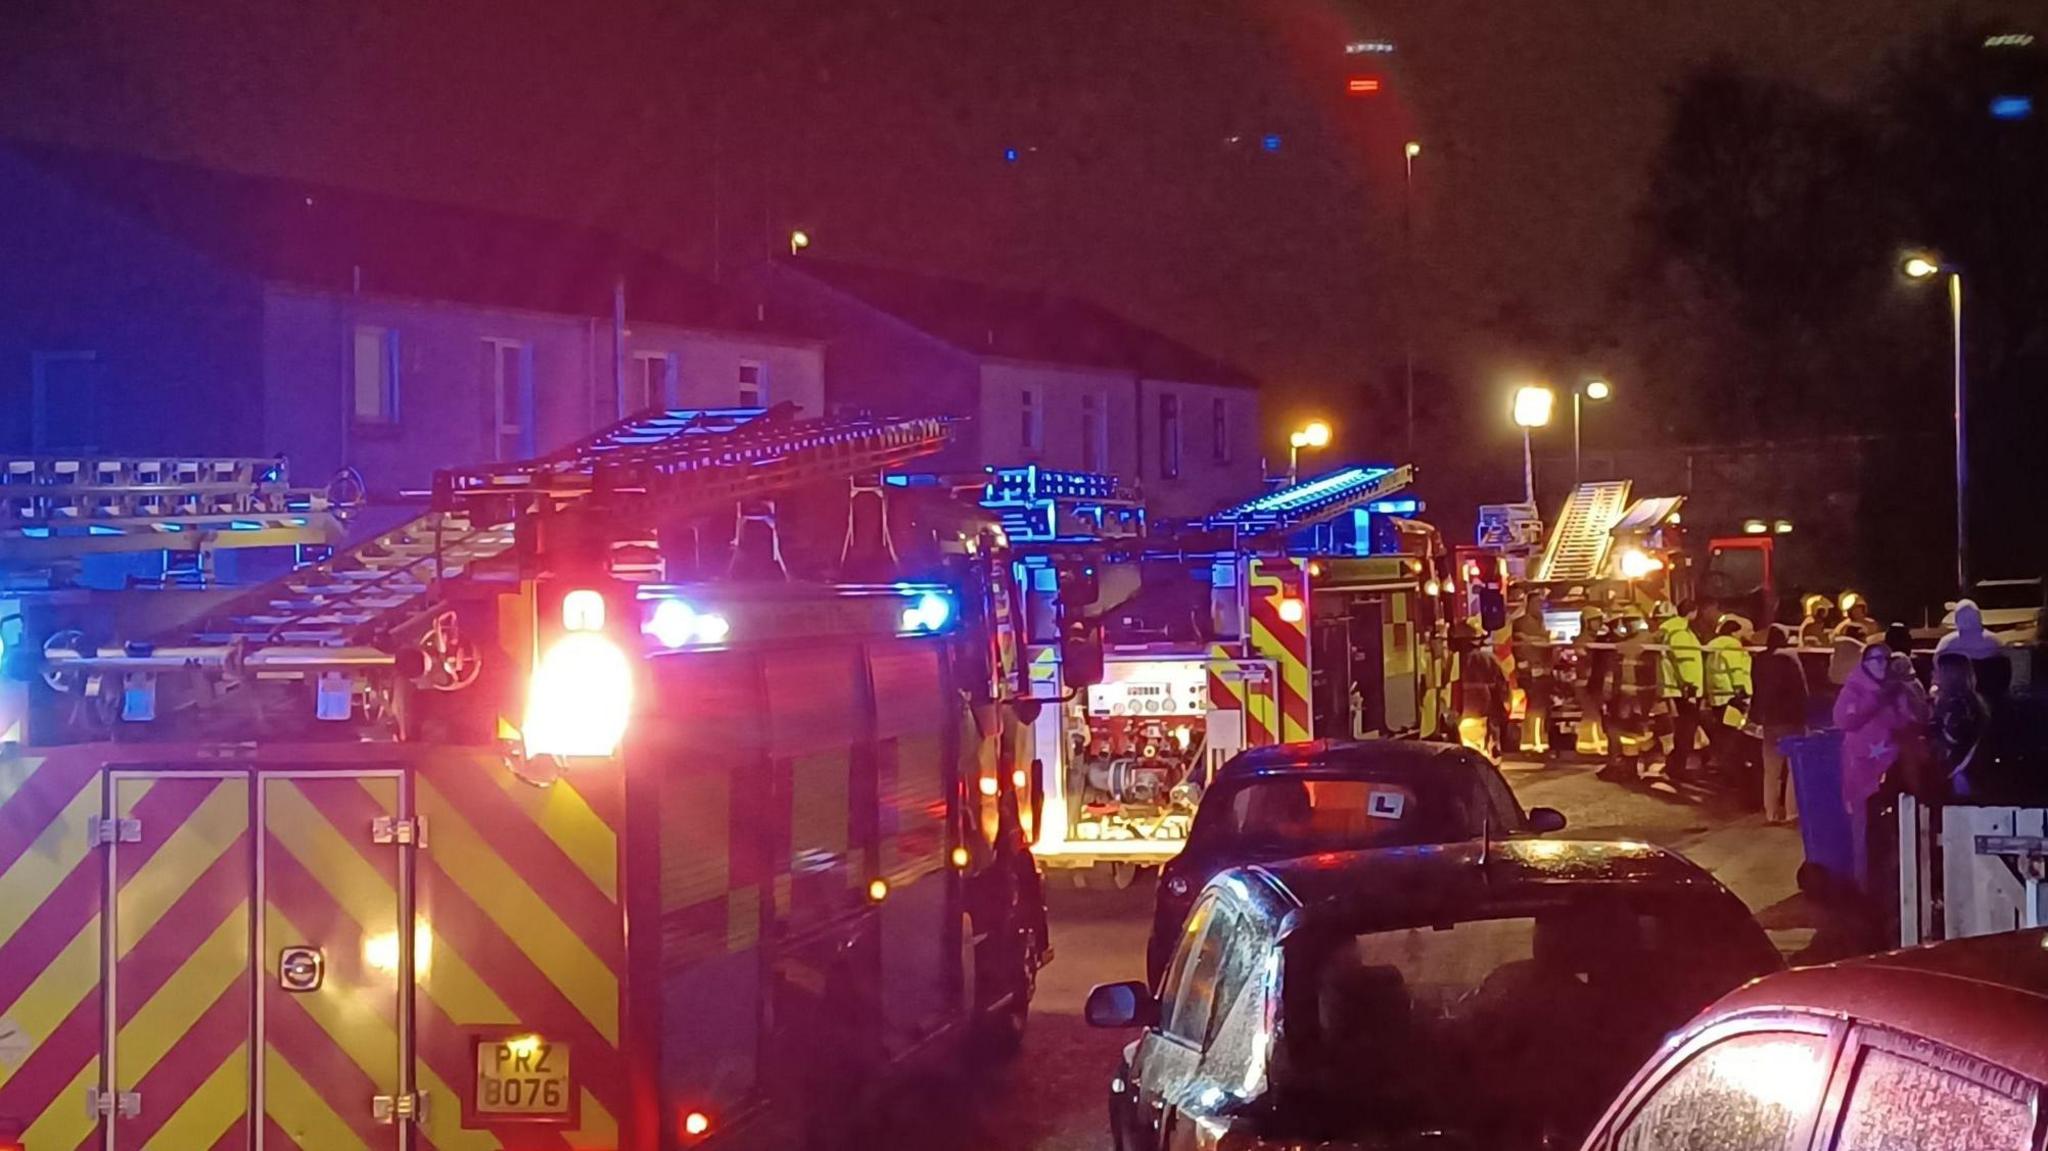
[781,256,1258,389]
[8,141,810,340]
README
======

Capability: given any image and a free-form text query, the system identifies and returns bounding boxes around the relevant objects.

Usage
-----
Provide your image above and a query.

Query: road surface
[881,757,1812,1150]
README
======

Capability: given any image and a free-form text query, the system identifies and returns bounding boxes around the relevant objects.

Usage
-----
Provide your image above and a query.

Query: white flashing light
[901,592,953,633]
[1618,548,1664,580]
[644,598,731,649]
[562,588,607,632]
[524,631,633,758]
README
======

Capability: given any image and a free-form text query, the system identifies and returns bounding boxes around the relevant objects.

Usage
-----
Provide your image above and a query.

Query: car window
[1832,1031,2037,1151]
[1156,896,1215,1024]
[1210,778,1428,853]
[1617,1031,1831,1151]
[1285,895,1780,1144]
[1159,899,1231,1044]
[1466,754,1527,828]
[1200,922,1275,1088]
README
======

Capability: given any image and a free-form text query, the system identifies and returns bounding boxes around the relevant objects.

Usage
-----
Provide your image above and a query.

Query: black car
[1091,839,1783,1151]
[1145,740,1564,985]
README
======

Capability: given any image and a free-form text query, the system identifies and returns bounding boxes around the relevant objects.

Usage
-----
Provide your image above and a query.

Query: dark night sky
[0,0,2033,461]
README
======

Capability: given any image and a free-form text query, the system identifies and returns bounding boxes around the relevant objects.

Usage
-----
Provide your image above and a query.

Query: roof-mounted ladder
[1534,481,1633,583]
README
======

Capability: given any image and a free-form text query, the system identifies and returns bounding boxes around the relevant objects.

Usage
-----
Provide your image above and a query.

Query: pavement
[878,755,1819,1151]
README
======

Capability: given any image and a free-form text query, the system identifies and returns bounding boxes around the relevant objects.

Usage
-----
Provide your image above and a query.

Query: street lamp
[1902,251,1968,593]
[1512,385,1554,506]
[1401,140,1422,457]
[1287,420,1332,484]
[1572,379,1613,485]
[789,229,811,254]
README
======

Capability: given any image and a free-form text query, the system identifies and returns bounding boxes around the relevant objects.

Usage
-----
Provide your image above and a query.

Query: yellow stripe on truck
[0,770,98,946]
[147,1039,248,1150]
[415,777,620,1045]
[487,765,618,902]
[263,1046,371,1151]
[0,922,95,1092]
[118,907,248,1090]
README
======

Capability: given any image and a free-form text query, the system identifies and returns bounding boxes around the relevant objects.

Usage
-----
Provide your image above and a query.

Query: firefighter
[1574,607,1612,759]
[1453,620,1507,757]
[1602,610,1658,783]
[1514,589,1555,756]
[1653,601,1705,786]
[1704,615,1756,784]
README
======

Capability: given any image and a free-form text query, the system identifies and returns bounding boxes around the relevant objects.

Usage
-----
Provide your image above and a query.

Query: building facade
[747,259,1263,520]
[0,145,822,492]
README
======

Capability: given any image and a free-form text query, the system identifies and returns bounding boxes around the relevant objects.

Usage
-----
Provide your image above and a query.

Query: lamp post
[1903,252,1968,593]
[1572,378,1612,486]
[1402,140,1422,457]
[789,229,810,255]
[1512,386,1555,506]
[1287,420,1332,484]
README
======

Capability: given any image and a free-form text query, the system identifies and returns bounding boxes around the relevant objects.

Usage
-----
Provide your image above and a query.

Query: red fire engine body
[0,409,1047,1151]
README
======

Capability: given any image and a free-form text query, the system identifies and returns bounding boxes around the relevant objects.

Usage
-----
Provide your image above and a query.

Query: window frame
[1598,1012,1844,1151]
[482,337,535,462]
[1019,385,1043,454]
[1159,391,1182,479]
[1212,396,1232,464]
[30,349,101,452]
[738,359,766,408]
[631,350,675,413]
[351,325,399,427]
[1816,1023,2043,1151]
[1081,391,1107,473]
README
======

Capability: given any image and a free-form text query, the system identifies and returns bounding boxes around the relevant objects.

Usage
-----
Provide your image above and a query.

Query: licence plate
[475,1036,570,1116]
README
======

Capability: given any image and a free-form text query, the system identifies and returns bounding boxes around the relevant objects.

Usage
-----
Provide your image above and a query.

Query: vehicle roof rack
[1190,464,1416,538]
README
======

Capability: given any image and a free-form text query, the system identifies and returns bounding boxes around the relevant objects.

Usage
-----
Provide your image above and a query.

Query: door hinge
[85,1087,140,1119]
[88,817,141,846]
[372,1091,427,1124]
[371,816,427,847]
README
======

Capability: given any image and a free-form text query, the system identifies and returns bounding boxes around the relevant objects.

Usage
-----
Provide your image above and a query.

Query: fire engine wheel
[969,924,1034,1063]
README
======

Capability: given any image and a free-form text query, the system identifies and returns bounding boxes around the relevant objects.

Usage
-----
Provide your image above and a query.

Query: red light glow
[1345,76,1382,95]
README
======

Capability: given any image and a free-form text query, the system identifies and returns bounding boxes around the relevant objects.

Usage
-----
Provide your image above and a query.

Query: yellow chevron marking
[415,777,618,1044]
[264,1046,370,1151]
[145,1042,247,1150]
[488,766,618,901]
[413,922,512,1022]
[18,1055,97,1150]
[415,1057,501,1151]
[0,918,96,1090]
[0,771,100,962]
[566,1089,621,1149]
[117,907,249,1091]
[116,777,245,948]
[263,905,398,1095]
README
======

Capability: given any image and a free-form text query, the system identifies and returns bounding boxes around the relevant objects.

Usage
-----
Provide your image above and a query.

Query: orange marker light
[683,1110,712,1137]
[951,846,970,868]
[1277,597,1306,625]
[867,878,890,903]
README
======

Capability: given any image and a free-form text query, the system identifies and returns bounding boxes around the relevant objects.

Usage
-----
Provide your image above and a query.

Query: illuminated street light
[1286,419,1332,483]
[789,229,811,254]
[1404,140,1422,159]
[1901,250,1968,592]
[1572,379,1613,484]
[1512,385,1554,506]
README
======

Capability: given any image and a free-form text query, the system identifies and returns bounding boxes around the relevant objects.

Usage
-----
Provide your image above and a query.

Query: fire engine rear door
[106,771,254,1151]
[258,772,407,1151]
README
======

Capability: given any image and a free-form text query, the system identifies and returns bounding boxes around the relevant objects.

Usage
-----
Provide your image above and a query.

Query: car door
[1814,1025,2042,1151]
[1591,1015,1842,1151]
[1126,894,1232,1151]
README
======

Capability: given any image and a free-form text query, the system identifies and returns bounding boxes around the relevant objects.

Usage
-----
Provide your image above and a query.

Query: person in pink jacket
[1830,642,1929,889]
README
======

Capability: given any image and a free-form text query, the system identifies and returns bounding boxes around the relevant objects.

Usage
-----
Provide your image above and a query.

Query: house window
[738,361,766,407]
[1158,393,1182,479]
[1020,386,1043,453]
[352,326,399,424]
[31,350,101,452]
[1212,398,1232,464]
[483,338,534,462]
[631,352,674,414]
[1081,393,1107,473]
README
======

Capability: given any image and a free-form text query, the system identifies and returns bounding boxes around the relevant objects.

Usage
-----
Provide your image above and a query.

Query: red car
[1583,927,2048,1151]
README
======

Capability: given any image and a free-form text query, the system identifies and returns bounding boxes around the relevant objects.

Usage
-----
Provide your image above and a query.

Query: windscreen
[1195,768,1519,856]
[1282,895,1775,1148]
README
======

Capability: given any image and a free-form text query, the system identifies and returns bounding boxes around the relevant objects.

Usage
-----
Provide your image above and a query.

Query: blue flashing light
[1004,147,1020,163]
[1262,134,1282,152]
[87,524,126,536]
[21,527,50,539]
[900,591,954,634]
[160,523,185,533]
[1991,95,2035,120]
[1367,499,1420,515]
[884,474,910,487]
[229,520,262,531]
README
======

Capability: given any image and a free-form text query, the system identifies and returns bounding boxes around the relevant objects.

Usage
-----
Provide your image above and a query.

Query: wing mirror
[1085,981,1157,1029]
[1528,806,1567,834]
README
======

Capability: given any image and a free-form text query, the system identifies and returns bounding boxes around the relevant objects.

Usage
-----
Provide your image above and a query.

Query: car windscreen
[1276,893,1776,1148]
[1191,768,1516,856]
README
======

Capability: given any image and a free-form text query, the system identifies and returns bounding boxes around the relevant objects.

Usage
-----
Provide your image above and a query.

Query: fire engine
[968,463,1449,879]
[0,407,1051,1150]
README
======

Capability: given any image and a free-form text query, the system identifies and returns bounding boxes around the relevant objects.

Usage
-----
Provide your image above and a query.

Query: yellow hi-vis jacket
[1704,634,1753,707]
[1658,616,1703,699]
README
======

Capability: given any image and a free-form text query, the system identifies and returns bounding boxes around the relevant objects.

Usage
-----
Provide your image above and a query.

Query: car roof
[1706,929,2048,1081]
[1218,739,1482,781]
[1238,838,1732,927]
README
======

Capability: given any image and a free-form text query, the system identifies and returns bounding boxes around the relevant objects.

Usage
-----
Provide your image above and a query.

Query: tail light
[523,589,633,759]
